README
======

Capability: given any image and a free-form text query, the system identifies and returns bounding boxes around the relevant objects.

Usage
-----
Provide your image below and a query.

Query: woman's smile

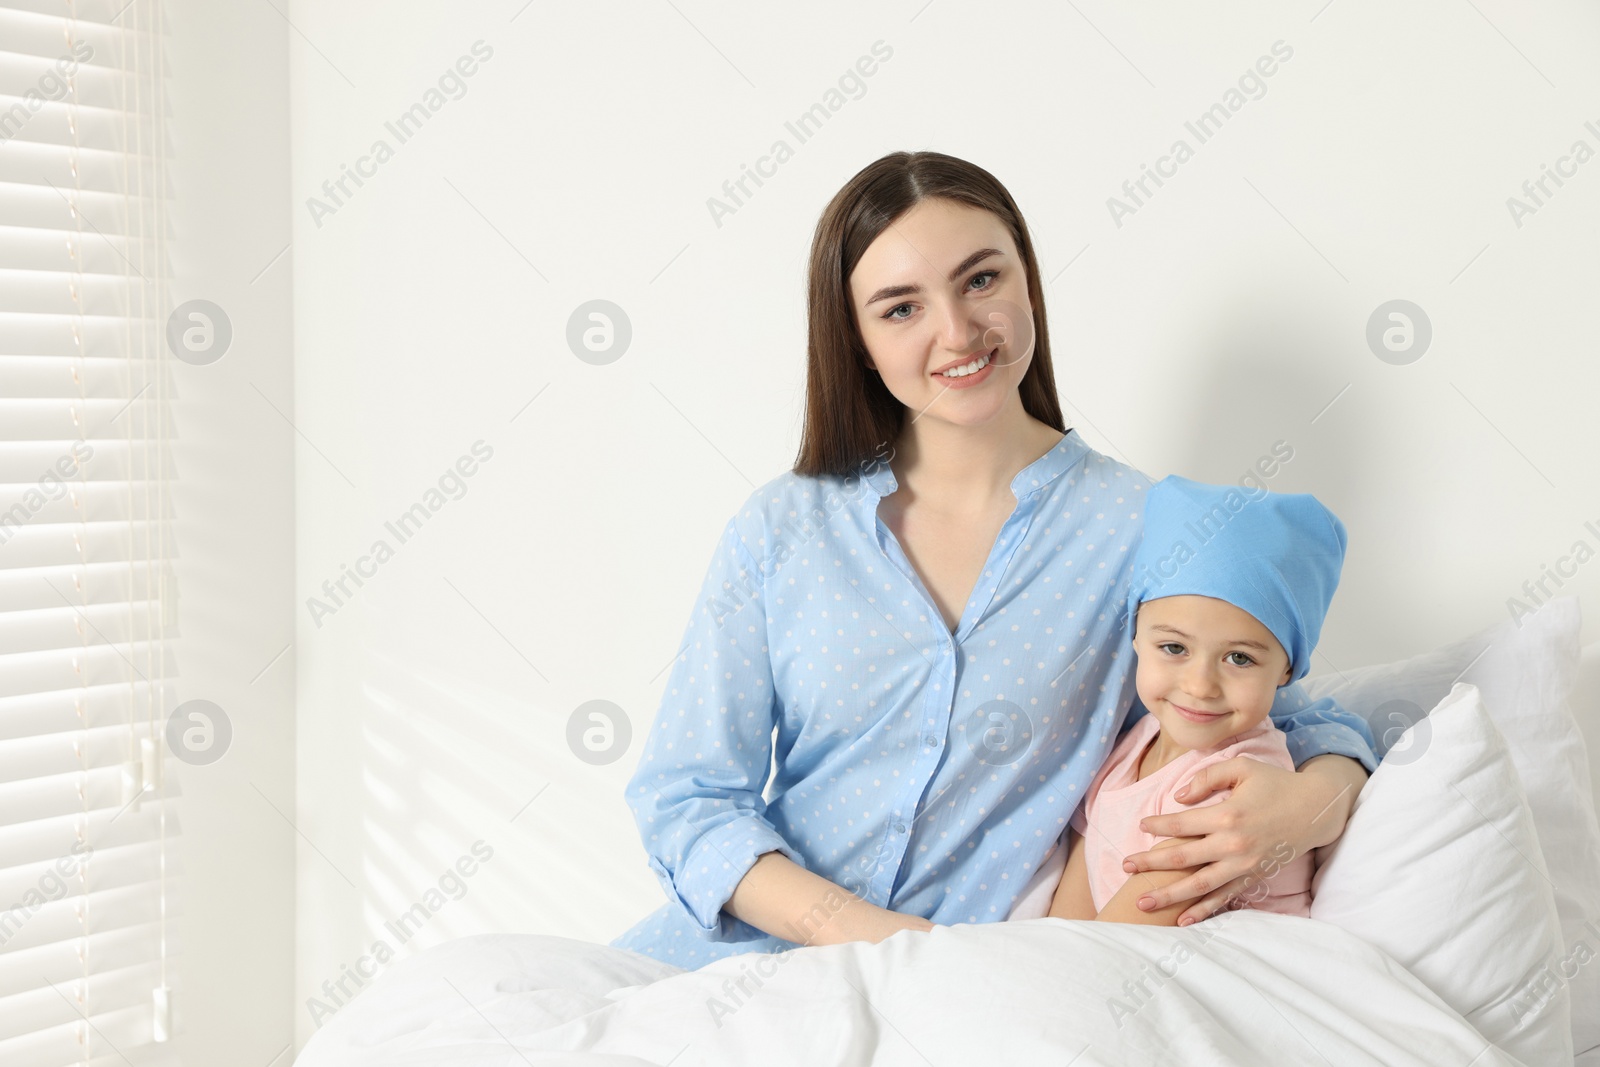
[932,346,997,388]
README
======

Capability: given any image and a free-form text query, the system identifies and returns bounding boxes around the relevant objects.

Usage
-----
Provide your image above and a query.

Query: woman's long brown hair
[792,150,1066,478]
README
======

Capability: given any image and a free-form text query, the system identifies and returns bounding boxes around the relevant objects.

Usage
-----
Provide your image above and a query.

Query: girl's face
[848,198,1035,427]
[1132,595,1294,752]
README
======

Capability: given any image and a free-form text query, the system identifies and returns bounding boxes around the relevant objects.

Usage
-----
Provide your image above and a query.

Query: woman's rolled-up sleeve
[622,515,806,941]
[1270,681,1379,774]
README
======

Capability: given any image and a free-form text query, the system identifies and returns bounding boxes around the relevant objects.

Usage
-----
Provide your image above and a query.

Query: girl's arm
[1121,754,1362,925]
[1093,835,1205,926]
[1047,826,1205,926]
[1046,828,1098,921]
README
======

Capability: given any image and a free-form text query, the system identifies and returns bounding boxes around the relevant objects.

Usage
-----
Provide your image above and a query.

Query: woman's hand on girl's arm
[725,850,933,947]
[1095,836,1204,926]
[1045,828,1202,926]
[1118,753,1367,927]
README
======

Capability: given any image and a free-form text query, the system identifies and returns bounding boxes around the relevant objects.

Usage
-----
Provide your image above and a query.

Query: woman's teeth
[940,349,993,378]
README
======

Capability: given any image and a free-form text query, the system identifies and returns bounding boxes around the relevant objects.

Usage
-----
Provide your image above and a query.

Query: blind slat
[0,315,163,359]
[0,644,180,703]
[0,0,143,24]
[0,520,179,574]
[0,355,144,398]
[0,911,181,1006]
[0,798,179,875]
[0,683,165,750]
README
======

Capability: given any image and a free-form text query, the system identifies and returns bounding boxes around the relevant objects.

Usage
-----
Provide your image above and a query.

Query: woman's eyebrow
[862,247,1004,308]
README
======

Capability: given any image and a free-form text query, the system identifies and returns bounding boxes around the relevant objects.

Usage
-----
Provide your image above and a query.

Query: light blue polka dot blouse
[611,430,1377,969]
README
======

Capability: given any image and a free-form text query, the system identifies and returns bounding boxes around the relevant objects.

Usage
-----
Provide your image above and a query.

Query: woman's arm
[1119,752,1367,926]
[622,519,810,943]
[725,850,934,947]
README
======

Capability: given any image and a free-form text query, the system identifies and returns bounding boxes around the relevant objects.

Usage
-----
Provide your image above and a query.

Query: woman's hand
[727,850,936,947]
[870,908,934,940]
[1119,753,1367,926]
[788,899,935,946]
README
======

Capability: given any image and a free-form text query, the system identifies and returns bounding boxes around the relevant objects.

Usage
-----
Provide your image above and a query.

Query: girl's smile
[1169,701,1230,724]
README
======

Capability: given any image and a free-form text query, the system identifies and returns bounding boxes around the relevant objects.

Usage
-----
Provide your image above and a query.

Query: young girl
[1046,473,1348,926]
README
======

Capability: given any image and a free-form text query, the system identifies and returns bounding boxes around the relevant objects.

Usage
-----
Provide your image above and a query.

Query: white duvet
[296,913,1525,1066]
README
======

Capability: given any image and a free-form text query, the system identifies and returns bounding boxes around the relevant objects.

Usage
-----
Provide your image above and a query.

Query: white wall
[165,0,296,1062]
[284,0,1600,1054]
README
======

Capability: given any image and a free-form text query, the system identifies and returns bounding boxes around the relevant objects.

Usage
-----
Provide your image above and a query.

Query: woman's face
[1132,595,1294,752]
[848,198,1035,427]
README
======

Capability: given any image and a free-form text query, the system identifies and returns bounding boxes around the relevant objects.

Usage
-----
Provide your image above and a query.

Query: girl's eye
[1158,643,1184,656]
[1226,652,1256,667]
[878,270,1000,321]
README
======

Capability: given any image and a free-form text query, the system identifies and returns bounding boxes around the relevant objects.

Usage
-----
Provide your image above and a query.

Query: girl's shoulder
[1212,718,1294,765]
[1175,722,1295,792]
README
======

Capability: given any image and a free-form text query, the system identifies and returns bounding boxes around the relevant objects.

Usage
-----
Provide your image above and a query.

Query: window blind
[0,1,181,1065]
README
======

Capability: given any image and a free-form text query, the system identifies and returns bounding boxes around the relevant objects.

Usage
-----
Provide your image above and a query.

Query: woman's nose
[934,299,977,354]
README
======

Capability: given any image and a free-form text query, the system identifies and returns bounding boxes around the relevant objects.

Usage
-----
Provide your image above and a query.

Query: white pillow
[1296,593,1600,1059]
[1311,682,1571,1064]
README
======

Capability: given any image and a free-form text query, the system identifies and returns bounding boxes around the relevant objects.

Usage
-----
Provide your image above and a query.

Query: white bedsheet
[296,914,1526,1066]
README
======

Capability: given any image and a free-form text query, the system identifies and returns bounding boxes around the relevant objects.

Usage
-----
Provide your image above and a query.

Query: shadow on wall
[300,640,637,1031]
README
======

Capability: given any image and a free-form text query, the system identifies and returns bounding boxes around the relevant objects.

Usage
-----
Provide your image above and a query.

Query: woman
[611,150,1377,968]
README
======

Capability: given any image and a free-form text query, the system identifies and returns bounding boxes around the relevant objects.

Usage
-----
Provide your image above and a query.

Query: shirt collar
[856,428,1088,501]
[1010,428,1089,498]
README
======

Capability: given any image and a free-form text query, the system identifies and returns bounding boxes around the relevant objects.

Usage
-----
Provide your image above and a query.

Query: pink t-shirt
[1068,713,1313,917]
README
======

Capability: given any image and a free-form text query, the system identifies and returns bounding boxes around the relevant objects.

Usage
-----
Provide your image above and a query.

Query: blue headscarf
[1126,474,1347,685]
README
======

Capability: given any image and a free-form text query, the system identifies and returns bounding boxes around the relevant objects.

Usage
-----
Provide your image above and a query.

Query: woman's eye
[879,271,999,321]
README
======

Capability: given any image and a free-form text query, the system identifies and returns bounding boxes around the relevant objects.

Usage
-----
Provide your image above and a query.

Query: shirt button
[894,822,907,834]
[924,735,938,747]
